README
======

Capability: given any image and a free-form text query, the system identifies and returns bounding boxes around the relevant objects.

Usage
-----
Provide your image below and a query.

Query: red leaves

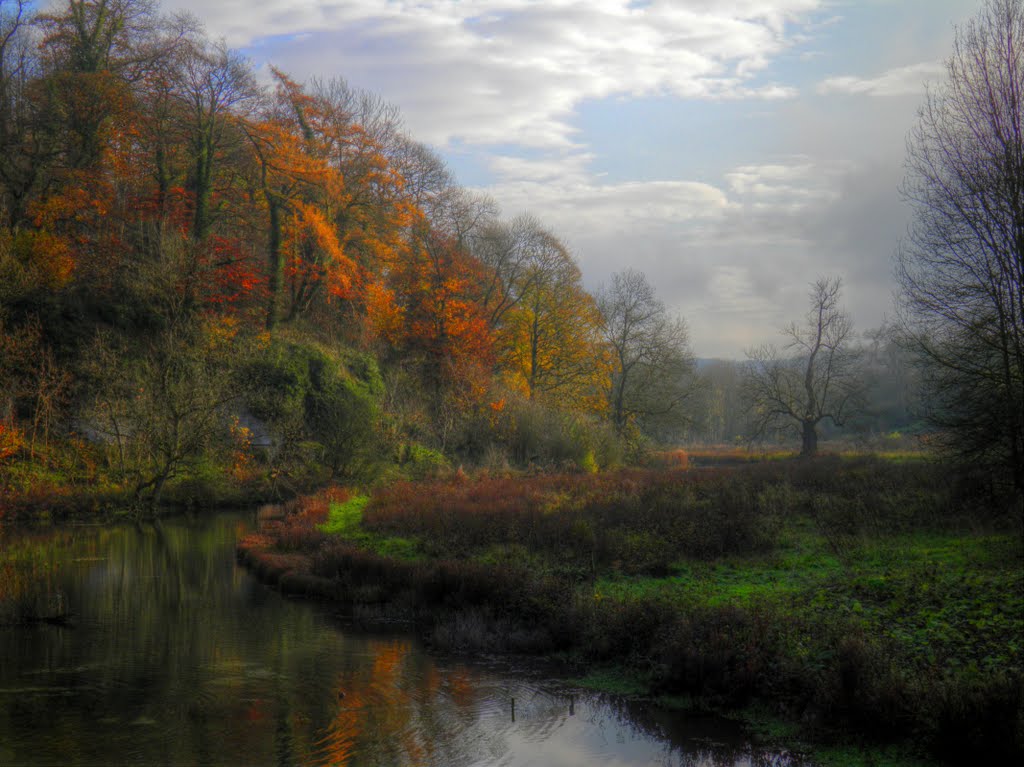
[0,424,25,463]
[202,236,266,308]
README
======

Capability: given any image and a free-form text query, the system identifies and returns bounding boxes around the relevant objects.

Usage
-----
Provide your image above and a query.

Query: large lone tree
[743,277,864,456]
[897,0,1024,501]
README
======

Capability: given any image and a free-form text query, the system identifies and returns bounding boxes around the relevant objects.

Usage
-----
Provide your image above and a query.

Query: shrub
[398,443,450,480]
[649,605,768,703]
[501,397,622,471]
[646,449,689,470]
[241,341,384,477]
[0,423,25,462]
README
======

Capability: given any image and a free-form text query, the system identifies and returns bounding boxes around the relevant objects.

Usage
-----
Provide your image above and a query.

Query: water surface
[0,513,808,766]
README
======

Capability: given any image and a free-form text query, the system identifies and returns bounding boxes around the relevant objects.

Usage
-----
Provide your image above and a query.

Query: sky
[153,0,978,358]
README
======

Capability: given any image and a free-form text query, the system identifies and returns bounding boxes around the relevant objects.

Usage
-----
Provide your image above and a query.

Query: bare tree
[85,325,235,511]
[474,213,559,328]
[897,0,1024,499]
[170,36,259,241]
[693,360,752,445]
[743,277,864,456]
[0,0,43,226]
[597,268,696,441]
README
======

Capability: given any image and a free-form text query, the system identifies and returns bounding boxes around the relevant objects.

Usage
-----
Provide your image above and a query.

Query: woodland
[0,0,694,514]
[0,0,930,517]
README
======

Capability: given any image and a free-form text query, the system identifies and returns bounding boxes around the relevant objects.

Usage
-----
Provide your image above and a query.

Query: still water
[0,512,806,766]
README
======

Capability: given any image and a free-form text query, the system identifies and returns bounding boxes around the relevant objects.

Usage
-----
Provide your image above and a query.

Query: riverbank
[0,435,325,524]
[236,457,1023,766]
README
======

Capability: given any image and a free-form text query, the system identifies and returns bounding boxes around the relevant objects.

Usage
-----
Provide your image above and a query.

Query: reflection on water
[0,514,808,766]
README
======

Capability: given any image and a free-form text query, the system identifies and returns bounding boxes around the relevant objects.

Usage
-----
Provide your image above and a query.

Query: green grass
[570,667,649,696]
[319,494,371,535]
[811,743,935,767]
[589,529,1022,680]
[318,494,421,560]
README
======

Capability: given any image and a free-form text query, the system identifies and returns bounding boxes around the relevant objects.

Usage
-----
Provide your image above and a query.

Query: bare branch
[897,0,1024,497]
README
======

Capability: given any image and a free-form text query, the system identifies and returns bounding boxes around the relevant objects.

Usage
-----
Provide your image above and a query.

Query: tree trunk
[265,197,282,331]
[800,420,818,457]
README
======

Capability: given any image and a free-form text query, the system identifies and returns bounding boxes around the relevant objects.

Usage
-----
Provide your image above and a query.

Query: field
[237,455,1023,764]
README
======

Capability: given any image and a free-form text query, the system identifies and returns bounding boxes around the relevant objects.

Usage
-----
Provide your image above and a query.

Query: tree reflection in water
[0,514,809,767]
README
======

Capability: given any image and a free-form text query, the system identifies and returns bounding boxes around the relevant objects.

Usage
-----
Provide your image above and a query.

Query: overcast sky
[157,0,977,358]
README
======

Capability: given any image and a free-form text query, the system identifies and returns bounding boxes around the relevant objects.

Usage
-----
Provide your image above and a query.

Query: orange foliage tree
[387,227,495,438]
[246,70,417,333]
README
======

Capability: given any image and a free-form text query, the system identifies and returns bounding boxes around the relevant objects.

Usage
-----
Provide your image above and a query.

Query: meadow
[237,455,1023,764]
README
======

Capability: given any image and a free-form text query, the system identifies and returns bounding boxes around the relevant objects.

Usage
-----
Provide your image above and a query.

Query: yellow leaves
[496,266,611,415]
[203,314,241,353]
[228,416,255,481]
[254,331,273,351]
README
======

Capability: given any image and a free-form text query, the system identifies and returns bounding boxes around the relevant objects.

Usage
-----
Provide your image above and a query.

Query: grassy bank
[236,456,1023,764]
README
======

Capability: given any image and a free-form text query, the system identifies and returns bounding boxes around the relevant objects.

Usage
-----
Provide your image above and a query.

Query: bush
[501,397,622,471]
[241,341,384,477]
[649,604,768,703]
[0,423,25,462]
[398,443,451,480]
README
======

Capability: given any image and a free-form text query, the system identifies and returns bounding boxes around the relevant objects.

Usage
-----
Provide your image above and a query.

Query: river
[0,511,808,766]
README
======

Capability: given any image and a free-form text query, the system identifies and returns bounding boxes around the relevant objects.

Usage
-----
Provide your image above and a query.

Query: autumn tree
[16,1,193,291]
[897,0,1024,500]
[388,226,493,447]
[37,0,166,169]
[246,70,338,329]
[474,213,554,329]
[743,277,865,456]
[497,228,609,411]
[598,268,696,441]
[310,76,460,232]
[302,76,416,324]
[132,35,265,318]
[246,70,415,332]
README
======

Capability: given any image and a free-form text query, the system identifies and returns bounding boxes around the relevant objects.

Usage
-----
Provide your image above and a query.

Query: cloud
[726,158,843,208]
[471,152,888,356]
[487,153,596,183]
[482,175,733,243]
[162,0,822,148]
[817,61,944,97]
